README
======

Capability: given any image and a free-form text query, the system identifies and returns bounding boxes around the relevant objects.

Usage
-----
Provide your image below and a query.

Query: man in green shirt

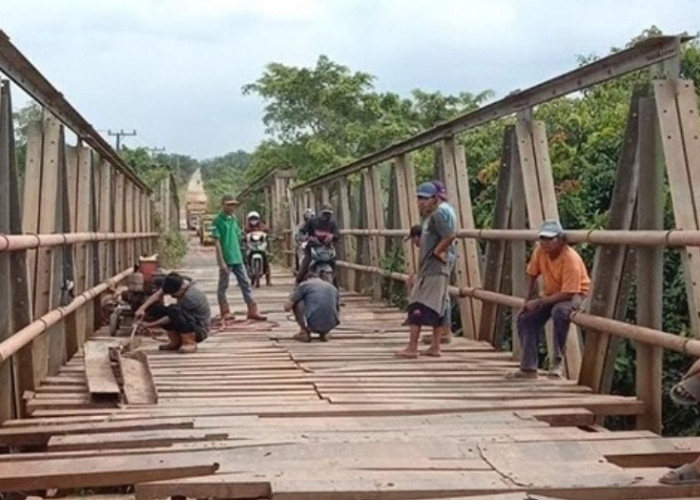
[212,194,266,324]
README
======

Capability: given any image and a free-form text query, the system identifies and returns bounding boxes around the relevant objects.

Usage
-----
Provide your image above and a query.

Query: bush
[157,230,188,268]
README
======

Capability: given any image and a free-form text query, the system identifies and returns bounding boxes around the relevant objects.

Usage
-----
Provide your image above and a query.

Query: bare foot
[421,348,441,357]
[396,349,418,359]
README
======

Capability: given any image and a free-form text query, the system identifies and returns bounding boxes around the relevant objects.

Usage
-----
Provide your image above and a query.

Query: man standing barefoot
[212,194,267,326]
[397,182,455,358]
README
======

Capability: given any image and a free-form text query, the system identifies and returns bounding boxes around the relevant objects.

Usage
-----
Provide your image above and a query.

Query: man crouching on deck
[136,272,211,354]
[397,182,455,359]
[284,271,340,342]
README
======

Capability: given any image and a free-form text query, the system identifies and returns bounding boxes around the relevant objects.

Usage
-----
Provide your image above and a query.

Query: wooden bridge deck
[2,243,700,499]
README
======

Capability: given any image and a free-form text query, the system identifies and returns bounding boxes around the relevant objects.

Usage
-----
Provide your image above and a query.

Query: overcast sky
[3,0,698,159]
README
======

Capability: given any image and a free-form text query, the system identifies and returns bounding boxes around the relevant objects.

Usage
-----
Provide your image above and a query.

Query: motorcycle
[246,231,269,288]
[309,243,336,284]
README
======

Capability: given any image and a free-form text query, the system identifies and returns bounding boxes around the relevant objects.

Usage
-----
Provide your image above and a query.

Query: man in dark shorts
[397,182,455,358]
[136,272,211,353]
[284,271,340,342]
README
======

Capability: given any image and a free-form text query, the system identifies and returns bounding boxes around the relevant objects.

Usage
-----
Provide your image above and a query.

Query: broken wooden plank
[0,417,193,446]
[83,341,120,397]
[118,351,158,404]
[0,454,219,490]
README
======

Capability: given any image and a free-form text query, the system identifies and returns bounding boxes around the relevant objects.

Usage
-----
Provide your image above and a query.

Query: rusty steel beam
[293,35,687,191]
[0,31,149,191]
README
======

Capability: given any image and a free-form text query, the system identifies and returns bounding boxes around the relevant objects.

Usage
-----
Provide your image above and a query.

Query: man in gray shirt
[284,272,340,342]
[397,182,455,358]
[136,272,211,353]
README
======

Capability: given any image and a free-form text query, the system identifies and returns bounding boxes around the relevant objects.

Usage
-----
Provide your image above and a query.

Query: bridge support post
[363,168,383,300]
[579,90,642,396]
[394,155,419,275]
[442,137,482,339]
[655,79,700,336]
[514,110,582,380]
[338,178,356,291]
[635,95,663,433]
[479,126,515,348]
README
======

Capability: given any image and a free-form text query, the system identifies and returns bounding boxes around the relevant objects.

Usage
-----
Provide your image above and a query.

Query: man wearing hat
[212,194,267,325]
[507,219,590,379]
[296,203,340,286]
[425,180,457,344]
[397,182,455,358]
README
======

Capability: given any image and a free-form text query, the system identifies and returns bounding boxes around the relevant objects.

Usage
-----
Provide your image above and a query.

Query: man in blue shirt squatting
[284,270,340,343]
[212,194,267,326]
[397,182,456,358]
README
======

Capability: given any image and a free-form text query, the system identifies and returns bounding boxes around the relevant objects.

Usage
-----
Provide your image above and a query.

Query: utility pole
[108,129,137,151]
[145,147,166,157]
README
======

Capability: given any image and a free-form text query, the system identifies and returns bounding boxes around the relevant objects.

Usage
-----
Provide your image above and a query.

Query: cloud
[2,0,699,158]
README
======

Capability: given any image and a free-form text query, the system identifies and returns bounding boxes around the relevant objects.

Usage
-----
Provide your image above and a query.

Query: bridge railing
[0,32,174,422]
[250,35,700,433]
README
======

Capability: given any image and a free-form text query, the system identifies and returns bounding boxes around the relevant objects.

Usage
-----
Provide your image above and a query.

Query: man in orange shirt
[508,220,590,379]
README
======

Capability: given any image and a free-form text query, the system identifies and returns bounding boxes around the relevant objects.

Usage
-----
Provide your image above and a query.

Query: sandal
[659,462,700,484]
[670,375,700,406]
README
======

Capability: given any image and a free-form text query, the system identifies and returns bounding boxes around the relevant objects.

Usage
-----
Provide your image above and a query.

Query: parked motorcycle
[246,231,269,288]
[309,243,336,285]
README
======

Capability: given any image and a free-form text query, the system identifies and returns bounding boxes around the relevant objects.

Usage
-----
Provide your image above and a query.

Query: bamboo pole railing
[335,260,700,357]
[0,232,159,252]
[339,228,700,247]
[0,267,135,364]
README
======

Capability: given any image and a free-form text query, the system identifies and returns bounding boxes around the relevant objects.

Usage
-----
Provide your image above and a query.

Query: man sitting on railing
[506,220,590,379]
[284,271,340,342]
[397,182,455,359]
[135,272,211,354]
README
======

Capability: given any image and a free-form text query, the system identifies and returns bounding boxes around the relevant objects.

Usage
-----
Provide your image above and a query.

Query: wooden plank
[578,91,640,394]
[98,160,112,280]
[118,351,158,404]
[83,341,120,396]
[479,127,515,345]
[0,80,14,421]
[338,177,356,291]
[364,169,382,299]
[0,418,194,446]
[654,80,700,335]
[635,96,663,433]
[0,454,219,490]
[442,138,478,339]
[47,429,228,451]
[510,148,526,360]
[114,172,125,271]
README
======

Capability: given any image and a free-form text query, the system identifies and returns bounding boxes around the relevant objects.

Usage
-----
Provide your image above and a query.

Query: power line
[107,129,137,151]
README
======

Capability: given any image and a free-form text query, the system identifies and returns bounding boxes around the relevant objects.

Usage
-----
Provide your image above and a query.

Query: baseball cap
[320,203,333,214]
[416,182,438,198]
[433,180,448,200]
[538,219,564,238]
[221,194,239,205]
[404,224,423,241]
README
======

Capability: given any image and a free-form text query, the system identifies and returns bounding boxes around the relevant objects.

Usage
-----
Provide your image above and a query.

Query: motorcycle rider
[244,211,271,286]
[296,204,340,286]
[295,208,315,273]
